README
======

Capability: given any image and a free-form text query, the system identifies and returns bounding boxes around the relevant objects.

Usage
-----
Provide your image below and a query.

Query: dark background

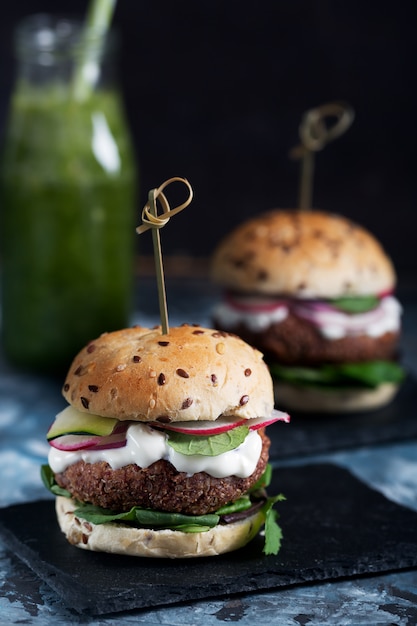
[1,1,416,274]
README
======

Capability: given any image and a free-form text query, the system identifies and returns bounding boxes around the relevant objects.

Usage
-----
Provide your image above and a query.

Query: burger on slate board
[210,209,405,413]
[42,324,289,558]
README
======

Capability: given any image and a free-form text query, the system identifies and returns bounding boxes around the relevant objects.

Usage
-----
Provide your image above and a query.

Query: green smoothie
[0,84,137,374]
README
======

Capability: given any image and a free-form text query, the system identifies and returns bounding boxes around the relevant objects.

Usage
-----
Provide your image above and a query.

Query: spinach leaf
[41,464,72,498]
[329,295,379,313]
[216,495,252,515]
[336,360,405,386]
[271,360,405,389]
[166,425,249,456]
[249,463,272,491]
[72,502,220,530]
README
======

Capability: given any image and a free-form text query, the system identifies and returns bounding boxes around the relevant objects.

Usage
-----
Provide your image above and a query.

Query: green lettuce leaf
[271,360,405,389]
[329,295,379,313]
[166,425,249,456]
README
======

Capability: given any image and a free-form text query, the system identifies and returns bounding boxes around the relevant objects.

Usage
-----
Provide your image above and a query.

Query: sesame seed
[176,368,189,378]
[63,383,70,392]
[133,355,142,363]
[244,368,252,377]
[216,342,225,354]
[116,364,126,372]
[211,374,218,386]
[158,341,170,346]
[88,385,99,393]
[239,395,249,406]
[149,398,156,409]
[158,373,166,385]
[149,369,157,378]
[86,343,96,354]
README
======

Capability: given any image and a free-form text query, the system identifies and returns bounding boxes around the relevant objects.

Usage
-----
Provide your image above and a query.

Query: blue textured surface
[1,276,417,625]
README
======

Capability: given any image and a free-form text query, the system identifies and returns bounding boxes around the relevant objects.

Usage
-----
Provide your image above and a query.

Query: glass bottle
[0,14,138,375]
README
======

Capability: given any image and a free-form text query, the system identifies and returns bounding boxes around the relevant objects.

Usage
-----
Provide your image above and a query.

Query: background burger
[210,209,405,413]
[42,324,289,558]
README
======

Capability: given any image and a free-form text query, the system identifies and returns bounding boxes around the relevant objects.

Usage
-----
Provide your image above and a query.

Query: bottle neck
[13,14,117,97]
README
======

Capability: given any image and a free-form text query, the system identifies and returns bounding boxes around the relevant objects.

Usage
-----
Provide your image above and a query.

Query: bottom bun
[55,496,265,558]
[274,381,400,414]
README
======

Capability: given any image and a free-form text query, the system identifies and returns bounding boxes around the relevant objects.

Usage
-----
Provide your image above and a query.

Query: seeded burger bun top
[211,209,396,298]
[62,324,274,422]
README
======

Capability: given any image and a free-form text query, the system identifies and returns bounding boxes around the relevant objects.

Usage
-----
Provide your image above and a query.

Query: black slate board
[1,463,417,616]
[268,375,417,459]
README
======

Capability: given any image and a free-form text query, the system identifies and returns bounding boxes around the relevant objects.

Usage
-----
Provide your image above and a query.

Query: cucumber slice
[47,406,118,441]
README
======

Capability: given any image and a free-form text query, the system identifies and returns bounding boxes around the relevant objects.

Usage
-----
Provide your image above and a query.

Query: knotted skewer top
[137,177,193,235]
[290,101,355,210]
[136,177,194,334]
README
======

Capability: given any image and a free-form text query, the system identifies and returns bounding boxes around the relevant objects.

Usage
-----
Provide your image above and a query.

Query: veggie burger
[42,324,289,558]
[210,209,405,413]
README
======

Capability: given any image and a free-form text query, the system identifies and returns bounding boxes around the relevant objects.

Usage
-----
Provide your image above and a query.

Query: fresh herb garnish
[262,493,286,556]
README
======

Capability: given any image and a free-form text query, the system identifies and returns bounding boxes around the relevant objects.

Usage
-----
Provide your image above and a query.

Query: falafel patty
[54,429,270,516]
[212,312,400,366]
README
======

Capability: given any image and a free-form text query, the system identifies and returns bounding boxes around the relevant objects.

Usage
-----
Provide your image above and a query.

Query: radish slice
[150,409,290,436]
[49,433,102,451]
[226,293,288,313]
[151,416,246,436]
[245,409,290,430]
[49,422,129,451]
[88,430,128,451]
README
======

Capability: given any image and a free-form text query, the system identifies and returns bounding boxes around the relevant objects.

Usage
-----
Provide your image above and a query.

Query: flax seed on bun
[62,324,274,422]
[211,209,396,299]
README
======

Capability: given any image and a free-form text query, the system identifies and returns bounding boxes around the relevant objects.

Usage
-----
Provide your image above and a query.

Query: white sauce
[214,295,401,340]
[48,422,262,479]
[293,295,402,340]
[213,301,288,331]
